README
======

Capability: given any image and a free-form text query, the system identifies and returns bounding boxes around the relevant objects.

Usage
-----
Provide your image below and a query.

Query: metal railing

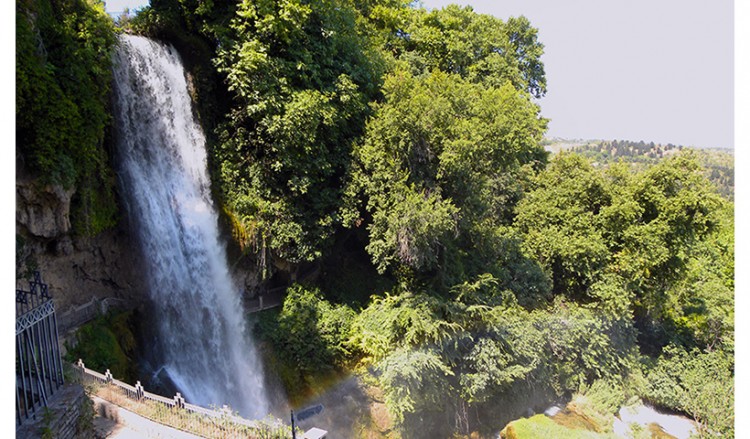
[58,296,129,334]
[73,360,294,438]
[16,272,65,425]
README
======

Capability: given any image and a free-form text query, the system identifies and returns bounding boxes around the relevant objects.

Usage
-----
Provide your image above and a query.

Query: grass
[502,415,621,439]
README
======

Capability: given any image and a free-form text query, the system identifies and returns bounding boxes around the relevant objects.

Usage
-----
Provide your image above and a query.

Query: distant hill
[543,138,734,201]
[693,148,734,201]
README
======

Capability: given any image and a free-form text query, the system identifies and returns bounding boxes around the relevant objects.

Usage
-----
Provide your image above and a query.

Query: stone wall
[16,384,93,439]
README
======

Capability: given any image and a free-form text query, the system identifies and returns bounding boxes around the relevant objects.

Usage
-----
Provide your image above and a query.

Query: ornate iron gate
[16,271,64,425]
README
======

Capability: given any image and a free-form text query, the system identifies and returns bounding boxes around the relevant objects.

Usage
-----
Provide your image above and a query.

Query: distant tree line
[572,139,681,162]
[571,140,734,201]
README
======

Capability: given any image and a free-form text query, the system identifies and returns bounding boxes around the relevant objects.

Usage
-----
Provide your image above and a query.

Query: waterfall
[111,35,268,418]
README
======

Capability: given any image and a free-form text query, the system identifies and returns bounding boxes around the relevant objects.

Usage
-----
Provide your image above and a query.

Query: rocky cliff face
[16,176,147,328]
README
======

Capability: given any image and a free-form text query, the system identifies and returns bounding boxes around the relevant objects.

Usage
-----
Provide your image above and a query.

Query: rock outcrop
[16,177,75,239]
[16,176,147,330]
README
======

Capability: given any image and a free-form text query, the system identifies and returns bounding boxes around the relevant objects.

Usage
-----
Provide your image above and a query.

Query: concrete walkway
[92,396,203,439]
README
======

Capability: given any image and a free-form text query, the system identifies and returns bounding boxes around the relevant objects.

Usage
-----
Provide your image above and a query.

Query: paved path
[92,396,203,439]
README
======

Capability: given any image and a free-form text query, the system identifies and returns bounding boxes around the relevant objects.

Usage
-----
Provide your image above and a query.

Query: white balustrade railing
[73,359,293,438]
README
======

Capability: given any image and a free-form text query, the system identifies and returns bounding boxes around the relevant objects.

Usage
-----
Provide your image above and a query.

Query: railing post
[135,381,145,400]
[76,359,85,382]
[291,410,296,439]
[105,369,113,383]
[174,392,185,409]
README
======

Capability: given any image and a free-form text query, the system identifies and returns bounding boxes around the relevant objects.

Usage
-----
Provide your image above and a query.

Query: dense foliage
[65,311,139,382]
[390,6,546,97]
[210,0,386,263]
[258,284,355,375]
[16,0,119,235]
[349,69,547,282]
[262,152,733,437]
[133,0,548,268]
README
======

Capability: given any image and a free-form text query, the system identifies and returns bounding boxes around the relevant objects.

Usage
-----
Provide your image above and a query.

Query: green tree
[351,291,462,361]
[515,151,732,353]
[644,345,734,437]
[660,201,734,351]
[514,153,611,298]
[211,0,385,263]
[611,153,727,352]
[377,347,455,429]
[458,323,539,404]
[350,69,547,280]
[265,284,355,375]
[365,185,458,273]
[393,5,546,97]
[615,153,723,292]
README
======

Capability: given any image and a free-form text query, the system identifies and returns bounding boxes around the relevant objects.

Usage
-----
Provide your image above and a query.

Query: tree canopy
[146,0,552,267]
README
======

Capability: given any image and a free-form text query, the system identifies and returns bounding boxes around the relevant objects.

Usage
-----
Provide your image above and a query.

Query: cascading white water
[111,35,268,418]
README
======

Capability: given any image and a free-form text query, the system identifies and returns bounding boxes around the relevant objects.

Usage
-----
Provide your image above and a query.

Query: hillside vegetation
[561,139,734,201]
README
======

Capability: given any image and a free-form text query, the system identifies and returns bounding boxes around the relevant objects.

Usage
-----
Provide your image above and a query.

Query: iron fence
[16,272,65,425]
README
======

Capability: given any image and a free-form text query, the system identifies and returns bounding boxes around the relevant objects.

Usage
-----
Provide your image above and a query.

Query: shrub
[643,345,733,437]
[261,284,355,375]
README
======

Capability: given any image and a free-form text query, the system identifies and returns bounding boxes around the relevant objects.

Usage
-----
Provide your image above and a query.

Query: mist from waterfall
[111,34,268,419]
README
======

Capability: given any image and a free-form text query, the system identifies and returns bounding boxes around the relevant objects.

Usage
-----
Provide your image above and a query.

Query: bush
[65,311,138,382]
[377,347,454,431]
[261,284,355,376]
[642,345,734,437]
